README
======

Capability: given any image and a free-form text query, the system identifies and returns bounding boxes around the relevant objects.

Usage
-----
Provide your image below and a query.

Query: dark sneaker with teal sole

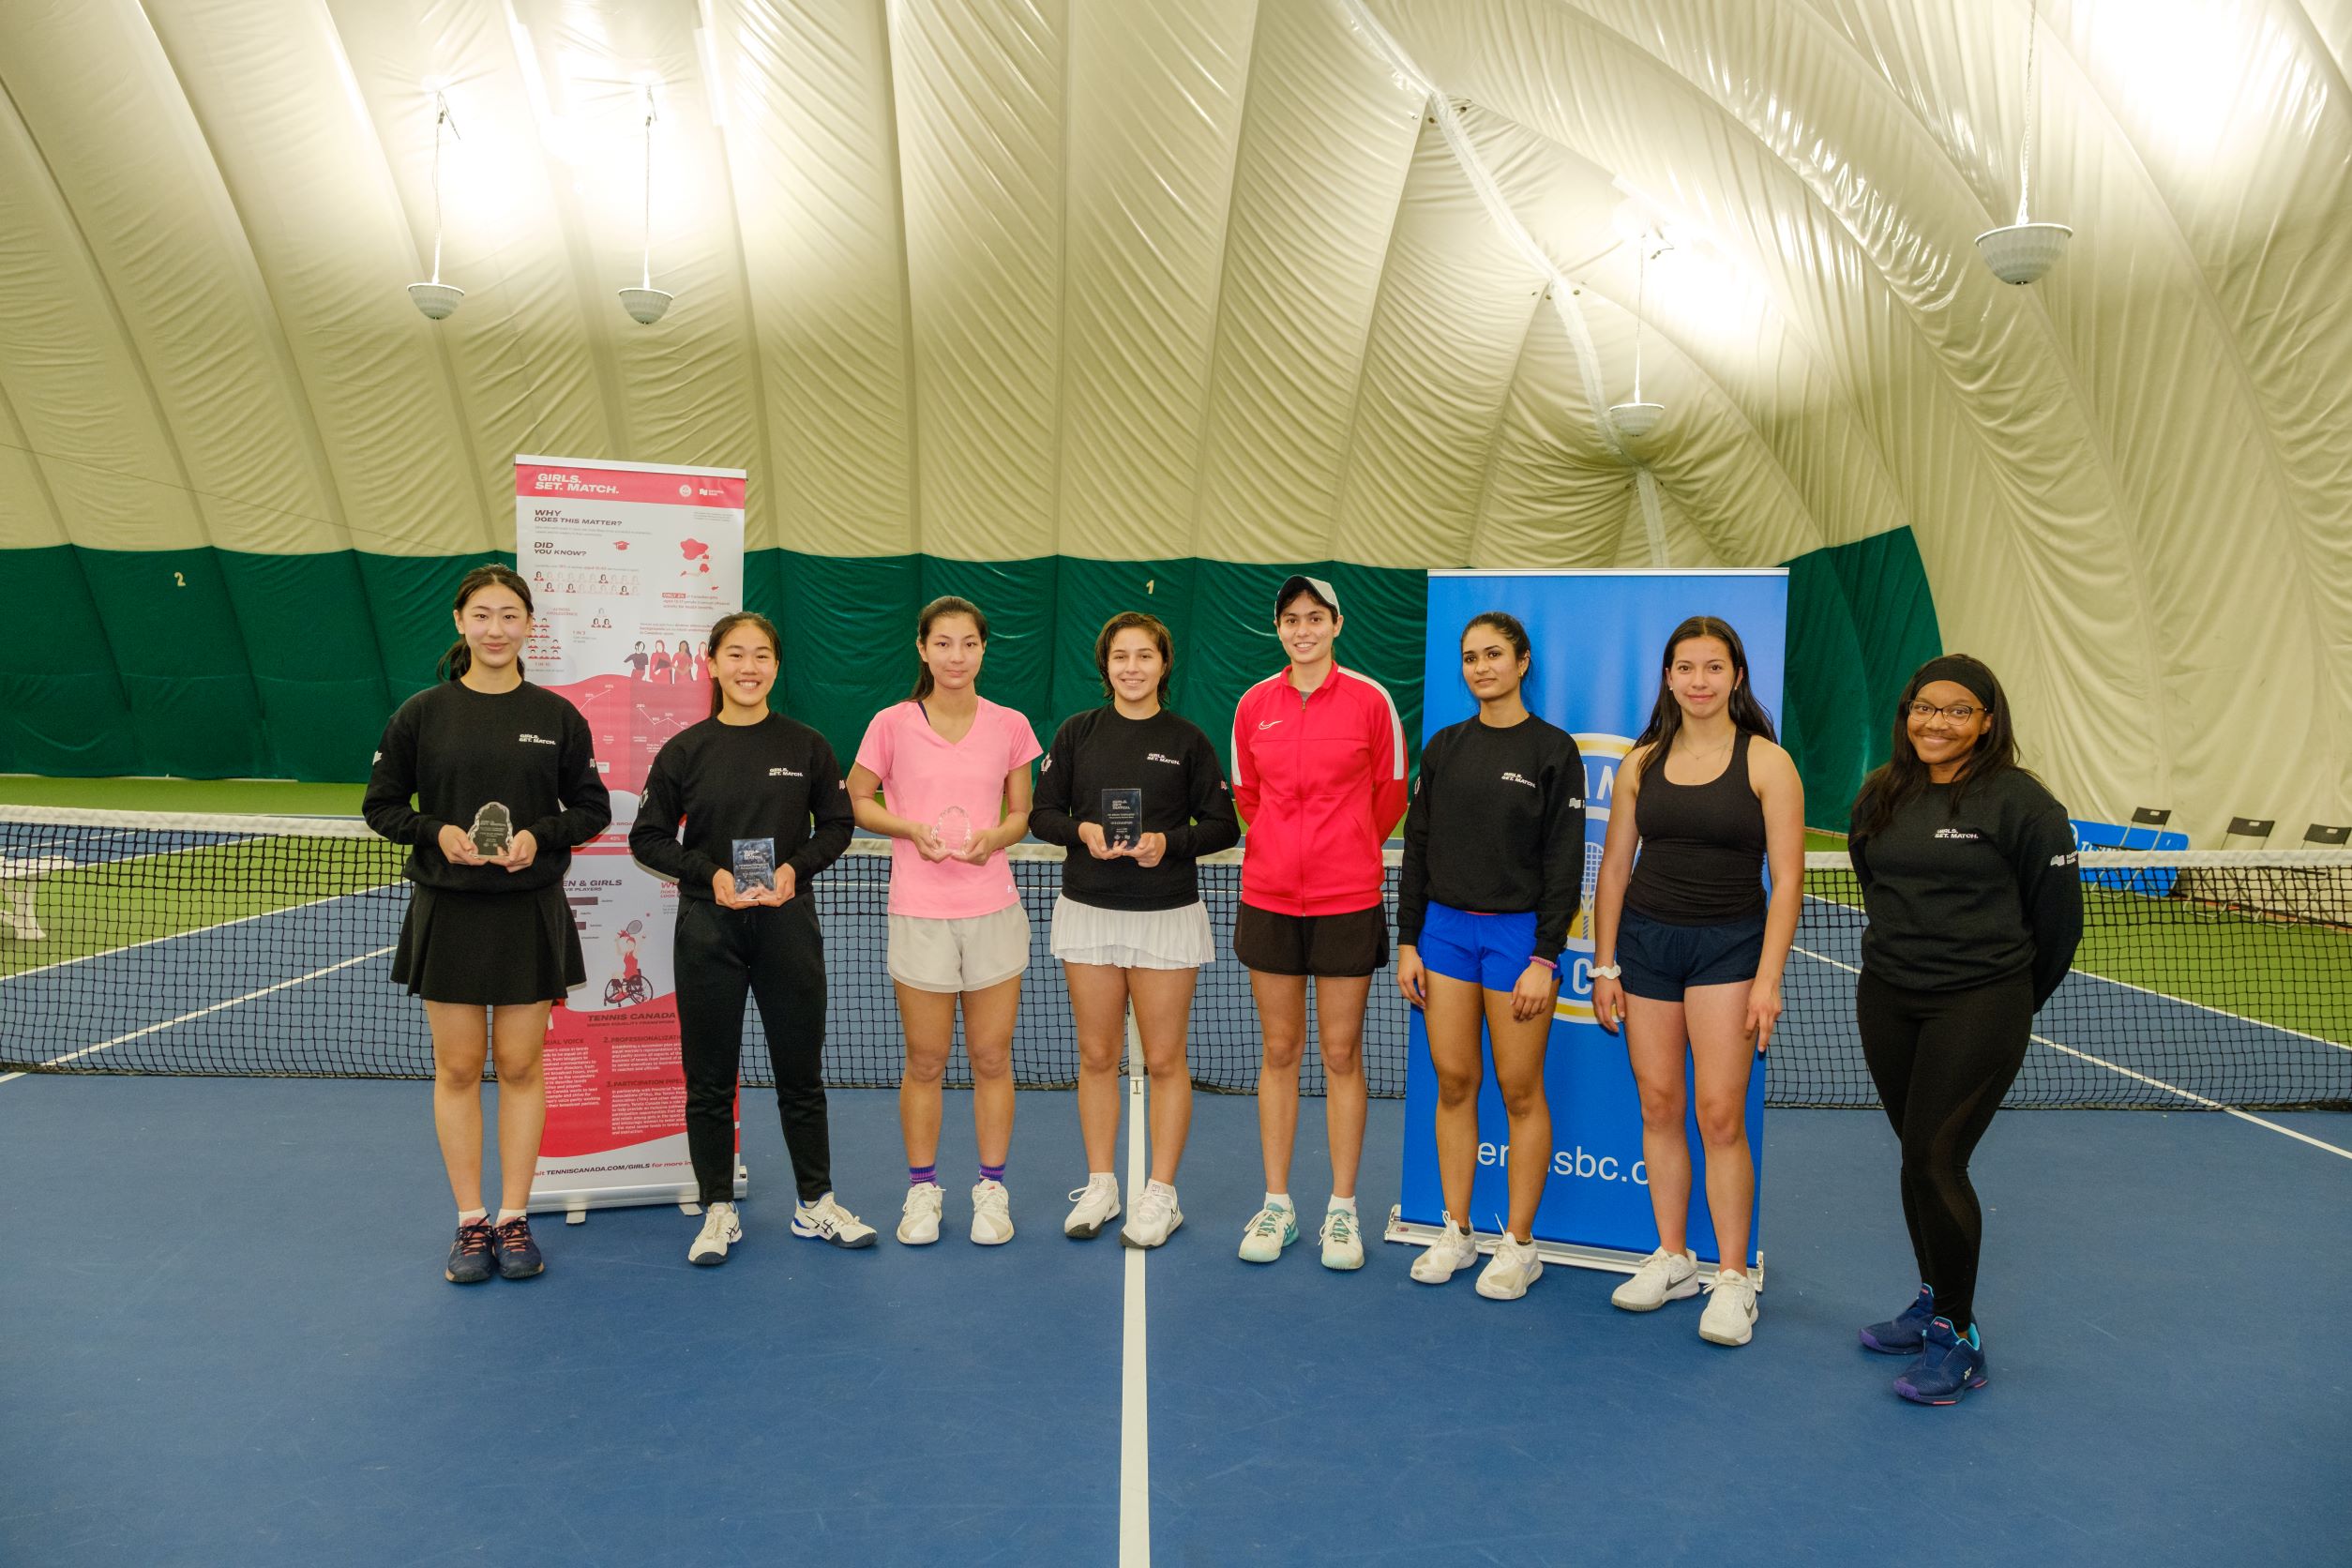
[1860,1284,1937,1354]
[492,1215,544,1279]
[445,1219,495,1285]
[1893,1317,1988,1405]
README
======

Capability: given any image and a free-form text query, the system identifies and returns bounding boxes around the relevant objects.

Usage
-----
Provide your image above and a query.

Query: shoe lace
[1135,1185,1172,1225]
[492,1216,532,1249]
[455,1221,493,1258]
[1704,1272,1753,1305]
[1250,1205,1287,1237]
[1323,1209,1355,1244]
[975,1182,1008,1217]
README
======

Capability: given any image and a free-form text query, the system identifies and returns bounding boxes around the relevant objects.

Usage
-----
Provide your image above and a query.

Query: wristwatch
[1591,962,1622,980]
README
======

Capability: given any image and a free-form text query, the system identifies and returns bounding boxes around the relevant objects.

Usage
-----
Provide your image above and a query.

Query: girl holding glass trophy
[364,564,611,1287]
[1031,613,1240,1249]
[630,611,872,1265]
[848,596,1044,1246]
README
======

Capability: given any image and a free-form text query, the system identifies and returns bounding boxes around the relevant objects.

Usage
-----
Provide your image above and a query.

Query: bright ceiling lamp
[1977,0,2073,285]
[618,82,672,324]
[1609,236,1666,441]
[406,89,464,320]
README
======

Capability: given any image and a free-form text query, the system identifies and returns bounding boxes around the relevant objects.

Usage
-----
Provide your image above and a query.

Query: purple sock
[979,1161,1005,1184]
[909,1164,937,1188]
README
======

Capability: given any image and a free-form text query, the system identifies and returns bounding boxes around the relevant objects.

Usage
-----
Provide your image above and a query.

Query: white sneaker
[689,1200,741,1266]
[1410,1219,1478,1284]
[1119,1182,1184,1249]
[1063,1175,1122,1239]
[970,1179,1015,1245]
[897,1183,944,1245]
[1699,1271,1758,1346]
[1475,1232,1543,1300]
[1611,1246,1701,1311]
[792,1193,877,1249]
[1237,1203,1298,1263]
[1319,1205,1364,1271]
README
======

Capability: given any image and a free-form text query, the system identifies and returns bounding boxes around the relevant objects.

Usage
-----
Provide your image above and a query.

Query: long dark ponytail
[1851,654,2028,839]
[909,596,988,701]
[1633,615,1775,780]
[437,564,535,682]
[704,611,782,718]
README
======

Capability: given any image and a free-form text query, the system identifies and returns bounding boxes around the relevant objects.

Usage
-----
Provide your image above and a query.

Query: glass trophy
[1102,788,1143,851]
[934,805,973,854]
[731,837,776,894]
[469,802,513,856]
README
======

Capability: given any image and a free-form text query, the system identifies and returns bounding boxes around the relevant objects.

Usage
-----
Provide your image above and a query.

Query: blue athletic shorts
[1416,901,1539,992]
[1616,905,1766,1001]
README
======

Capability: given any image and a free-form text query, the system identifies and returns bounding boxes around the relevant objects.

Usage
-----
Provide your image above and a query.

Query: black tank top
[1624,731,1768,925]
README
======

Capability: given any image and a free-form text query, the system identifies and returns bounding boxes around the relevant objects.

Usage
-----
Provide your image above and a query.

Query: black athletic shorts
[1232,902,1389,978]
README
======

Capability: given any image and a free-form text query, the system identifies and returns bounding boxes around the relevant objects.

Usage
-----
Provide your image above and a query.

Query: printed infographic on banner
[1397,571,1787,1273]
[516,454,745,1213]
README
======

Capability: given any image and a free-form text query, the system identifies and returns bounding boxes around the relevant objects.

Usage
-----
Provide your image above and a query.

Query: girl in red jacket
[1230,575,1408,1271]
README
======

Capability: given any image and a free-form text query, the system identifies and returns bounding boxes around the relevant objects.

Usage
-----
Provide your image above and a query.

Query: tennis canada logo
[1147,752,1182,766]
[1500,771,1537,790]
[768,767,802,778]
[1934,827,1982,840]
[518,731,557,746]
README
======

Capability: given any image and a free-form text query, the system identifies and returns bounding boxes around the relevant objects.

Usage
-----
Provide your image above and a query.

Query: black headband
[1910,655,1993,708]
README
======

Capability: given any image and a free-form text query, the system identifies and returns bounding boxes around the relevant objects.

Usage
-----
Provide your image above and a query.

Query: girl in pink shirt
[848,596,1042,1248]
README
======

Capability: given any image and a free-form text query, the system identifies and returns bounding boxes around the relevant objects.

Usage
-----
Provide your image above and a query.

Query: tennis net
[3,806,2346,1110]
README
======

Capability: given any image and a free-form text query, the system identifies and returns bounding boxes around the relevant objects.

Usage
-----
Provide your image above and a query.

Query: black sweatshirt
[363,680,611,894]
[1030,706,1241,911]
[629,713,855,899]
[1399,715,1587,963]
[1849,769,2085,1006]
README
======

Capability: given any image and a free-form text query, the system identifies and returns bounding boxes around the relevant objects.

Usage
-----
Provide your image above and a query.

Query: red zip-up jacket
[1230,664,1409,916]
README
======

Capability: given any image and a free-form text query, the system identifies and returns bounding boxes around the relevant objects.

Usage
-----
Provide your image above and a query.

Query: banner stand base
[1382,1206,1764,1290]
[536,1166,749,1224]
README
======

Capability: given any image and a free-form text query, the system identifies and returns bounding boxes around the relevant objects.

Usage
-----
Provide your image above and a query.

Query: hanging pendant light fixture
[617,83,673,324]
[1976,0,2073,284]
[406,90,464,320]
[1608,235,1666,441]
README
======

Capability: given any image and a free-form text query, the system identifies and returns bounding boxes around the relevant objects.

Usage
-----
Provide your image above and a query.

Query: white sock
[1264,1191,1291,1212]
[1328,1194,1358,1215]
[495,1208,526,1225]
[1091,1170,1116,1186]
[458,1207,488,1226]
[1146,1179,1176,1198]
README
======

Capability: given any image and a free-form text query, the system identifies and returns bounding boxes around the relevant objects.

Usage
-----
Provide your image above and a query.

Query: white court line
[1,945,396,1078]
[0,883,393,986]
[1789,944,2352,1162]
[1120,1008,1151,1568]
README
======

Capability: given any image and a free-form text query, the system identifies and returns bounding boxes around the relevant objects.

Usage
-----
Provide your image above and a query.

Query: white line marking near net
[1120,1007,1151,1568]
[1789,945,2352,1161]
[12,946,397,1074]
[0,884,394,986]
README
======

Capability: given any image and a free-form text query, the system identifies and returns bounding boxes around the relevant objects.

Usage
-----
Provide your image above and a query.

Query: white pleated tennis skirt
[1049,895,1214,971]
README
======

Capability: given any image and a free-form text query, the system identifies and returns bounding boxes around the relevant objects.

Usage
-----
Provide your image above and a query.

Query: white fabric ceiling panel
[886,0,1064,562]
[1187,0,1423,564]
[136,0,491,555]
[1053,0,1256,561]
[713,0,916,554]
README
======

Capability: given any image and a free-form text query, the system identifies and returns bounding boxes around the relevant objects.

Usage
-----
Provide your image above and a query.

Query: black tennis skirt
[391,882,586,1005]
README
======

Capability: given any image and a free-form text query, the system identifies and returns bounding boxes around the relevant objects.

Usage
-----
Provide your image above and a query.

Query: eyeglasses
[1905,701,1982,723]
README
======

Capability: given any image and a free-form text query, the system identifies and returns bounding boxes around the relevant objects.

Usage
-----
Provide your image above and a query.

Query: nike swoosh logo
[1257,720,1281,730]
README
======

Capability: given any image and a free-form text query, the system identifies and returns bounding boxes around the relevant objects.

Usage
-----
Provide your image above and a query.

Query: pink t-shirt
[855,698,1044,918]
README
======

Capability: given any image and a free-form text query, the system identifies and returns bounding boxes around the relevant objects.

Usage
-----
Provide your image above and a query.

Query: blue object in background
[1400,570,1788,1270]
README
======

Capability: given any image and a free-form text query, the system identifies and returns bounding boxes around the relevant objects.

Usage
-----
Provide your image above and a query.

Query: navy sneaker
[1893,1317,1988,1406]
[445,1218,495,1285]
[1860,1284,1937,1354]
[492,1215,545,1279]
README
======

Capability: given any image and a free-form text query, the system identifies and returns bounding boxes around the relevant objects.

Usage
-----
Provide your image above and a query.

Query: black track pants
[673,896,831,1206]
[1855,968,2033,1332]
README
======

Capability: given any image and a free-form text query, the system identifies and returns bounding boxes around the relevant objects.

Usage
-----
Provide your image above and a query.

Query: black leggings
[674,897,831,1207]
[1855,969,2033,1332]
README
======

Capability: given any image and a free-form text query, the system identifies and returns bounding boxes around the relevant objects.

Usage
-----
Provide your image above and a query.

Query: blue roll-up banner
[1387,570,1788,1280]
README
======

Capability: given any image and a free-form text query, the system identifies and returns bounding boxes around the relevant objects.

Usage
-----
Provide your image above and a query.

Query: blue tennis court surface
[4,1080,2347,1566]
